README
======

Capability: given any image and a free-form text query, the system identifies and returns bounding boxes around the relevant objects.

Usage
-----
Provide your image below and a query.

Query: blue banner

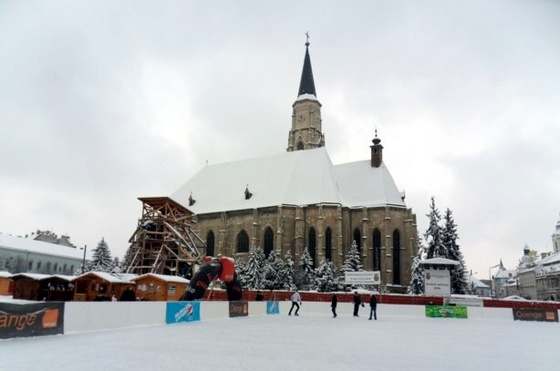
[166,301,200,324]
[266,301,279,315]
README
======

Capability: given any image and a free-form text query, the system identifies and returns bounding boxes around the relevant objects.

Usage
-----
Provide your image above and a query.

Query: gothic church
[171,41,418,291]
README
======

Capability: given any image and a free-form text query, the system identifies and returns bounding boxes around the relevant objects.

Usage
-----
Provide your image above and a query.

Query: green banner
[425,305,468,319]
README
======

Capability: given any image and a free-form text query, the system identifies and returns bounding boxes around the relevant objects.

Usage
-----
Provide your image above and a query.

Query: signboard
[425,305,468,319]
[166,301,200,324]
[266,301,279,315]
[512,308,559,322]
[344,271,381,285]
[0,302,65,339]
[444,297,484,307]
[229,301,249,318]
[424,268,450,296]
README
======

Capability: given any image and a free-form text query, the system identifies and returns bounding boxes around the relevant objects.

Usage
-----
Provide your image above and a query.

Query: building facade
[169,42,418,291]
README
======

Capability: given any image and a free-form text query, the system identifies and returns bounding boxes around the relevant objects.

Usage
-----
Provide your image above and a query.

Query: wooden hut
[133,273,189,301]
[0,271,13,296]
[11,273,75,301]
[73,272,136,301]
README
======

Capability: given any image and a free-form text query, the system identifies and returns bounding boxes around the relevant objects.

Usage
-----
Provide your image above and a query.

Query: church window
[264,227,274,258]
[325,227,332,261]
[392,229,401,285]
[353,228,362,257]
[373,229,381,271]
[297,142,304,150]
[236,230,250,253]
[206,231,215,257]
[308,228,317,268]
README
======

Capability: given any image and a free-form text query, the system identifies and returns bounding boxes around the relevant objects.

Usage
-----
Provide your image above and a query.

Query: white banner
[344,271,381,285]
[424,268,450,296]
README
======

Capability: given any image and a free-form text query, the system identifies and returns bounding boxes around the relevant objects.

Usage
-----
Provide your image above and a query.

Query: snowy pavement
[1,312,557,371]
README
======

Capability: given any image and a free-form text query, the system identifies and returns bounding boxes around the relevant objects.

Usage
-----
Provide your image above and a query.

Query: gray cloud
[1,0,559,278]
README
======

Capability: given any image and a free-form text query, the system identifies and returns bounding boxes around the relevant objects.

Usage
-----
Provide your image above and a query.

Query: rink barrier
[2,297,558,339]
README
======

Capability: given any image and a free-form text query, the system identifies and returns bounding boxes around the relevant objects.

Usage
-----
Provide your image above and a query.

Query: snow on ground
[1,311,557,371]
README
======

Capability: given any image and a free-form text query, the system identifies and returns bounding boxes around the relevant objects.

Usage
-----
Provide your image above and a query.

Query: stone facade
[193,204,417,289]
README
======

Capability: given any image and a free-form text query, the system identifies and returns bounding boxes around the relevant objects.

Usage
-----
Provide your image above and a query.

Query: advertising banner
[424,268,451,296]
[166,301,200,324]
[425,305,468,319]
[344,271,380,285]
[266,301,279,315]
[229,301,248,318]
[512,308,558,322]
[0,302,65,339]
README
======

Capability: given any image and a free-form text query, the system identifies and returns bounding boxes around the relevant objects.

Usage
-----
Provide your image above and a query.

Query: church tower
[553,213,560,253]
[287,38,324,152]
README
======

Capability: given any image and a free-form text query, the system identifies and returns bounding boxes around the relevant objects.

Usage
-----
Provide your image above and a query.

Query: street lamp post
[81,245,87,274]
[489,264,500,298]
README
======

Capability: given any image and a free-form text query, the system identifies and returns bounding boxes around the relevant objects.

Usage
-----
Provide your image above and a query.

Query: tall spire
[297,32,317,97]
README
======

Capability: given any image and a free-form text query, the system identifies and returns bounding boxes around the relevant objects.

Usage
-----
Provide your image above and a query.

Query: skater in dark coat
[369,293,378,320]
[352,292,362,317]
[331,294,338,318]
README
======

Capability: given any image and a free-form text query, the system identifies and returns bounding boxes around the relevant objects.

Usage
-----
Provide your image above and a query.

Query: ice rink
[1,311,557,371]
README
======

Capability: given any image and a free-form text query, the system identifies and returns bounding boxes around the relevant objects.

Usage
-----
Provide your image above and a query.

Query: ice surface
[1,311,557,370]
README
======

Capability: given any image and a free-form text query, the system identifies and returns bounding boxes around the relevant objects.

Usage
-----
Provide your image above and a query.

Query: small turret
[370,129,383,168]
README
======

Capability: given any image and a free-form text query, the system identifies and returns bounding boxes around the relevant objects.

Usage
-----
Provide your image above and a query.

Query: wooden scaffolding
[126,197,204,277]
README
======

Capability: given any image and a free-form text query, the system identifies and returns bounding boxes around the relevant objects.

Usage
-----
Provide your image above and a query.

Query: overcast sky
[1,0,559,279]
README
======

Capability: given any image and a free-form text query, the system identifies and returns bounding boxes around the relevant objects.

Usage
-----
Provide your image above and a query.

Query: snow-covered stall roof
[171,147,405,214]
[0,233,88,260]
[10,273,76,281]
[75,271,135,283]
[420,258,461,266]
[0,271,12,278]
[133,273,189,284]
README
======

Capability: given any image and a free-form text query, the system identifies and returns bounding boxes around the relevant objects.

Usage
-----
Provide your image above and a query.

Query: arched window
[28,260,33,270]
[393,229,401,285]
[264,227,274,258]
[353,228,362,256]
[325,227,332,261]
[206,231,215,257]
[373,229,381,271]
[63,264,67,274]
[236,230,250,253]
[46,262,52,274]
[297,141,304,150]
[308,228,317,268]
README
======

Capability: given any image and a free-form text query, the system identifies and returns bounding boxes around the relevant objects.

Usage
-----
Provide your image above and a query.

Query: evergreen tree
[342,240,363,272]
[262,250,285,290]
[121,247,133,272]
[244,247,266,290]
[408,231,426,295]
[235,259,249,289]
[442,208,468,294]
[89,238,114,272]
[296,247,316,290]
[276,251,296,290]
[425,197,445,259]
[315,257,340,292]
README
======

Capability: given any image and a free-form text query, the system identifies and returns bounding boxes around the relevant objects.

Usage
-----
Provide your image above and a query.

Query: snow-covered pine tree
[262,250,285,290]
[296,247,316,290]
[442,208,469,294]
[235,258,249,289]
[425,197,445,259]
[408,231,426,295]
[120,247,132,272]
[244,247,266,290]
[90,238,114,272]
[276,251,296,290]
[315,257,339,292]
[342,240,363,272]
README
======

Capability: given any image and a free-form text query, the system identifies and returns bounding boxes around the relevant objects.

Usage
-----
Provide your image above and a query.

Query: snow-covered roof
[420,258,461,266]
[468,275,490,289]
[10,273,53,280]
[133,273,189,284]
[0,233,89,261]
[295,93,318,102]
[75,271,135,283]
[0,271,12,278]
[172,147,406,214]
[495,269,515,279]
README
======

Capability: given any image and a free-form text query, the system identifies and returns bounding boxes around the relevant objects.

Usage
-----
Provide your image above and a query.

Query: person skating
[331,293,338,318]
[353,291,363,317]
[369,293,377,320]
[288,289,302,316]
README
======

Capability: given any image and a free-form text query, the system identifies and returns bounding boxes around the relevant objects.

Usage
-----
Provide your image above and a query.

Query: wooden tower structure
[126,197,204,277]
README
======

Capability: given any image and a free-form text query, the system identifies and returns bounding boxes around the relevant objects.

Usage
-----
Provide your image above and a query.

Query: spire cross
[305,31,310,46]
